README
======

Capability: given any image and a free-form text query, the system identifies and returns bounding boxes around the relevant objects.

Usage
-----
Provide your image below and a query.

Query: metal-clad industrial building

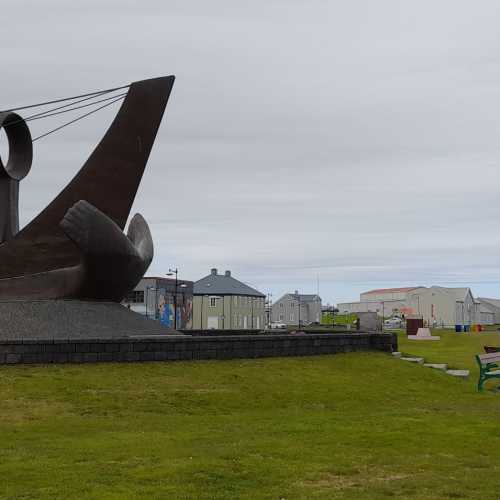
[338,287,417,317]
[338,285,497,327]
[478,298,500,323]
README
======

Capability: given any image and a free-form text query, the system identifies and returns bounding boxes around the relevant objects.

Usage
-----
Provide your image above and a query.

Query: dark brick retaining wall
[0,333,397,365]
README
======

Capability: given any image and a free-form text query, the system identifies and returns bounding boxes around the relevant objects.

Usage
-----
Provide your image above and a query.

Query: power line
[32,94,126,142]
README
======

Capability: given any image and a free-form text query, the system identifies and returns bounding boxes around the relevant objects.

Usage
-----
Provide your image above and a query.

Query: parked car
[270,321,286,329]
[384,317,403,329]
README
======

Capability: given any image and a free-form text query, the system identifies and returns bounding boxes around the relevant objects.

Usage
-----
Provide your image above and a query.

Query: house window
[210,297,217,307]
[234,296,237,306]
[124,290,144,303]
[290,314,294,321]
[279,314,284,321]
[280,303,284,308]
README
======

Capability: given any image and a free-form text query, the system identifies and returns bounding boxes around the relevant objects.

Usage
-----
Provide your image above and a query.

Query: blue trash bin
[464,324,470,332]
[455,324,462,332]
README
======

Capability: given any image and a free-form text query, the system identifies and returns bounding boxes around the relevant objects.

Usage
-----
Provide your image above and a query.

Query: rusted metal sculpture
[0,111,33,243]
[0,76,175,301]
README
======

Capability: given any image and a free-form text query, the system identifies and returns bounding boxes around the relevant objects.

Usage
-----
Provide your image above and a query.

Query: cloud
[3,0,500,303]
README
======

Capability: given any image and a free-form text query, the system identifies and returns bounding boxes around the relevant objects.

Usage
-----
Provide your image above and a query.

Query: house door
[207,316,218,329]
[256,316,260,329]
[243,316,248,329]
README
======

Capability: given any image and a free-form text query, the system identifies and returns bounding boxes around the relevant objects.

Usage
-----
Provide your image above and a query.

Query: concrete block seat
[407,328,440,341]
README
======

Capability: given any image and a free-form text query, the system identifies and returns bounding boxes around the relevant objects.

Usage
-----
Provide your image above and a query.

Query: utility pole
[267,292,273,327]
[382,301,385,332]
[167,268,178,329]
[297,293,301,329]
[251,297,254,329]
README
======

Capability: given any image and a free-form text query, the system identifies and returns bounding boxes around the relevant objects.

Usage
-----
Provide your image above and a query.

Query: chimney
[225,270,231,277]
[211,268,217,275]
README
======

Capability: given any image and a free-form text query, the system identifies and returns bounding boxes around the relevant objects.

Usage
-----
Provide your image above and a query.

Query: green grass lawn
[2,335,500,499]
[398,328,500,374]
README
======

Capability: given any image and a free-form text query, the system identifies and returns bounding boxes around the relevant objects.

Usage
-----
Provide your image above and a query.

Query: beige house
[193,269,266,330]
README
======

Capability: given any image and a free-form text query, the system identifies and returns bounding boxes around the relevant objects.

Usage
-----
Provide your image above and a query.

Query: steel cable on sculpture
[0,85,130,241]
[0,76,175,302]
[0,84,130,142]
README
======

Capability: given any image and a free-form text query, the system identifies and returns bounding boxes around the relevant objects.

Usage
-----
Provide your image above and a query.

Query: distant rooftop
[287,292,321,303]
[478,297,500,308]
[193,268,265,297]
[363,287,418,295]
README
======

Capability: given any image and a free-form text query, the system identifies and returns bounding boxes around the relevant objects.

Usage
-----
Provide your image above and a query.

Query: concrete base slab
[423,363,448,371]
[0,300,181,340]
[407,335,441,340]
[401,357,425,364]
[446,369,469,378]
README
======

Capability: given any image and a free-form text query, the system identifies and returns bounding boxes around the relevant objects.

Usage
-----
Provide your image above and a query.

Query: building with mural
[122,276,193,330]
[193,269,266,330]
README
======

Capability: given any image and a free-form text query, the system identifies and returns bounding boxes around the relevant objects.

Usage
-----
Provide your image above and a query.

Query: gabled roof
[363,287,418,295]
[480,302,497,313]
[431,286,471,302]
[193,269,265,297]
[478,298,500,309]
[277,293,321,303]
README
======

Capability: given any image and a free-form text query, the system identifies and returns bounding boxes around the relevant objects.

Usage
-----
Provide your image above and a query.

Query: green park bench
[476,352,500,391]
[484,346,500,353]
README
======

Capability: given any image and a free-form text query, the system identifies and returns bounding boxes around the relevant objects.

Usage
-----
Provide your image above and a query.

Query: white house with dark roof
[192,268,266,330]
[271,291,322,327]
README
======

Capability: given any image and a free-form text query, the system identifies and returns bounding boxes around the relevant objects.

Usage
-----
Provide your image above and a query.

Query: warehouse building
[338,287,417,317]
[337,286,496,327]
[477,298,500,323]
[405,287,476,327]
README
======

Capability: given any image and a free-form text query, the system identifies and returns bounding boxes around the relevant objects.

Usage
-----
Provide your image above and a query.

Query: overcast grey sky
[3,0,500,304]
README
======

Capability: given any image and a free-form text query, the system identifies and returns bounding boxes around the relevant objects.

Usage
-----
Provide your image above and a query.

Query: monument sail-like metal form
[0,76,175,301]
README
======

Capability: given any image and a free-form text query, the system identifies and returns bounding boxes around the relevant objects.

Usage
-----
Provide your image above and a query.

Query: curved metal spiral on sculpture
[0,76,175,301]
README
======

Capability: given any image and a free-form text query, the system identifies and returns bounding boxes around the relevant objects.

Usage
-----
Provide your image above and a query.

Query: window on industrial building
[210,297,217,307]
[124,290,144,303]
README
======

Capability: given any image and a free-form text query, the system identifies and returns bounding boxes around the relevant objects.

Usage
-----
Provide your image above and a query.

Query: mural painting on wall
[157,289,193,329]
[183,298,193,329]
